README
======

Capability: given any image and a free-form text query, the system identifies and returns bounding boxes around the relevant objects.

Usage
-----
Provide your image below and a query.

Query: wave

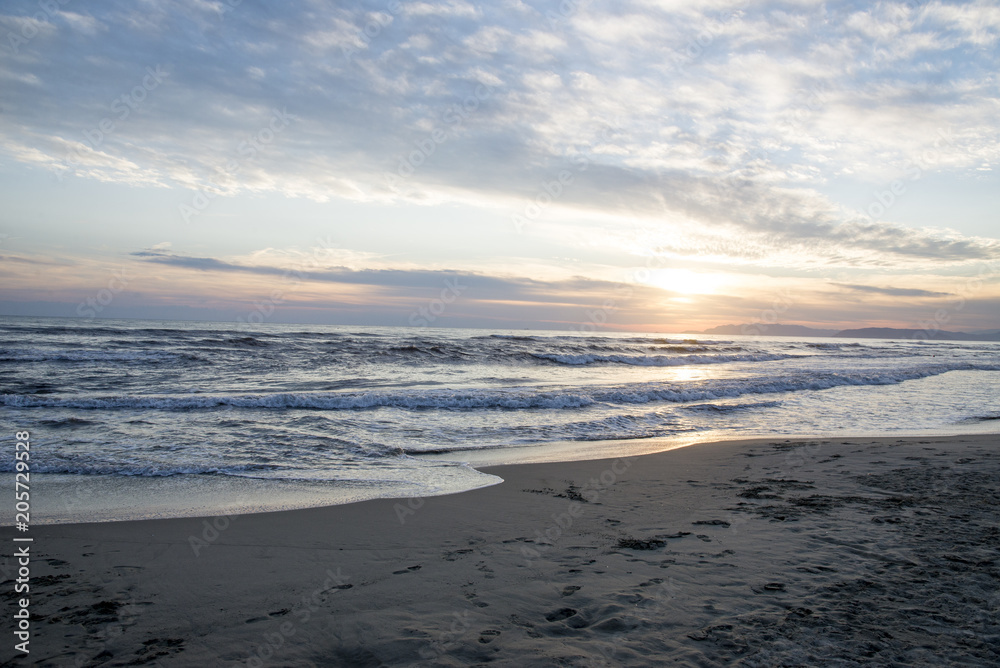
[347,442,407,458]
[472,334,541,341]
[805,342,863,350]
[0,325,194,337]
[4,362,997,412]
[548,412,702,442]
[37,417,99,427]
[530,352,798,366]
[193,336,270,348]
[372,342,760,364]
[682,400,783,413]
[384,344,474,358]
[0,461,282,477]
[0,349,203,363]
[0,390,597,410]
[656,345,732,353]
[588,363,1000,405]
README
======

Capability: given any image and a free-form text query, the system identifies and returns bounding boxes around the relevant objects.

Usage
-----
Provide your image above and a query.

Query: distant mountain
[835,327,1000,342]
[692,324,839,337]
[690,324,1000,342]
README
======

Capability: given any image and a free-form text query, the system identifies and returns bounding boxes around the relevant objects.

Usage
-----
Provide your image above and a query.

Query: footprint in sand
[561,585,581,596]
[135,637,184,662]
[751,582,786,593]
[463,588,489,607]
[545,607,577,622]
[478,629,501,644]
[692,519,731,527]
[392,565,422,575]
[509,614,543,639]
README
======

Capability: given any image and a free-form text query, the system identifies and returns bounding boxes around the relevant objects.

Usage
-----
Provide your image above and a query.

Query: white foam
[4,362,997,411]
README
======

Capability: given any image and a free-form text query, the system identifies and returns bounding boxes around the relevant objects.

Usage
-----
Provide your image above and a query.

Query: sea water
[2,316,997,523]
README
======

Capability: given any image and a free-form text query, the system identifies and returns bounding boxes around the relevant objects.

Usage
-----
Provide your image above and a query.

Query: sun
[646,268,727,296]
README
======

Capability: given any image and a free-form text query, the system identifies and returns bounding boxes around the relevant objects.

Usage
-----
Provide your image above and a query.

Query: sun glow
[647,268,728,296]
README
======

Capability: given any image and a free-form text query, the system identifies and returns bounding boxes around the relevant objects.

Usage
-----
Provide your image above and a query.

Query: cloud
[832,283,952,298]
[58,11,105,36]
[0,0,998,277]
[130,249,659,304]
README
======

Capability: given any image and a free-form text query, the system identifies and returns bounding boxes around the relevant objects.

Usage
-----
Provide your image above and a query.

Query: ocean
[2,316,999,524]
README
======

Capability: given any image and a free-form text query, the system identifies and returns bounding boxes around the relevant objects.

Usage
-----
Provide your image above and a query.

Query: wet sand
[4,433,999,666]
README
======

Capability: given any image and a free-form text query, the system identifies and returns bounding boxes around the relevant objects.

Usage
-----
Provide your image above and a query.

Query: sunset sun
[647,268,727,297]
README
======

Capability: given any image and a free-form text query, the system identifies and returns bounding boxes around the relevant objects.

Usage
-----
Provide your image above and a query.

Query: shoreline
[12,423,1000,527]
[7,432,998,665]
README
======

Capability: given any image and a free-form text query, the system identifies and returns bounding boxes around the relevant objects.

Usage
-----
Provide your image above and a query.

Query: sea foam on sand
[16,434,1000,666]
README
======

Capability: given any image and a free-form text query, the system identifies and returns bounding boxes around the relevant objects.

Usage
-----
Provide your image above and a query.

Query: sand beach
[6,433,998,666]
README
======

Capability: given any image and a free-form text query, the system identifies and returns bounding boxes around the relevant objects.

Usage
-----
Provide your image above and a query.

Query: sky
[1,0,998,333]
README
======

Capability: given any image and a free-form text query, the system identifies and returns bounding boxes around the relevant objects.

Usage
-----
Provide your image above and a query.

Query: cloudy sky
[1,0,998,332]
